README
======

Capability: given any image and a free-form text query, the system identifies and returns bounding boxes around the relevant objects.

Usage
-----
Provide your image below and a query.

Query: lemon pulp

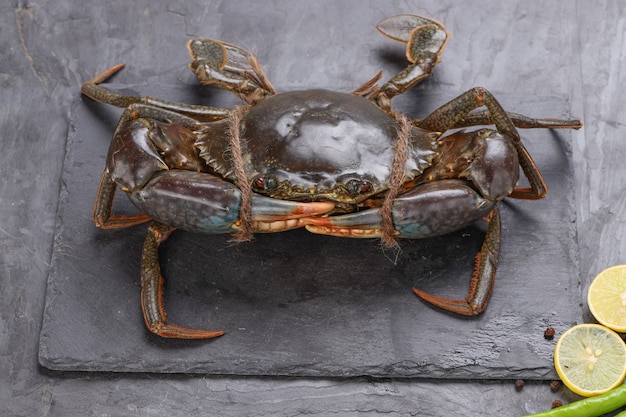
[588,265,626,332]
[554,323,626,397]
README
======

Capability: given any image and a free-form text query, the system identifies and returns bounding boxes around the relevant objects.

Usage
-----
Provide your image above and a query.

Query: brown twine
[227,105,253,242]
[380,112,412,249]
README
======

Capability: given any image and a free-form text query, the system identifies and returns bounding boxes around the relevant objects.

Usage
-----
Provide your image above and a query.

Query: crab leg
[187,39,276,104]
[92,169,152,229]
[445,109,583,130]
[418,87,553,200]
[82,64,231,121]
[373,14,449,110]
[140,221,226,339]
[413,208,501,315]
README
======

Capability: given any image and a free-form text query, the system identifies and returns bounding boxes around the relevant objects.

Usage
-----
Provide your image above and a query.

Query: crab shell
[197,89,439,212]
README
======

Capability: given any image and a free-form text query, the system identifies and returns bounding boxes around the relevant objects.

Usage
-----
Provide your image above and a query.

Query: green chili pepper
[519,383,626,417]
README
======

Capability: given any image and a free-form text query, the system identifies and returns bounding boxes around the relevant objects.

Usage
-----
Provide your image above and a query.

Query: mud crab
[82,14,581,338]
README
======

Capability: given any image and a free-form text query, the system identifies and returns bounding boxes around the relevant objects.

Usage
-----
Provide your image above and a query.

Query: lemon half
[588,265,626,332]
[554,323,626,397]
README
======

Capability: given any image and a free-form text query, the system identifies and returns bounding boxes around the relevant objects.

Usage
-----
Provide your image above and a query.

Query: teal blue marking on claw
[196,213,239,234]
[395,222,431,238]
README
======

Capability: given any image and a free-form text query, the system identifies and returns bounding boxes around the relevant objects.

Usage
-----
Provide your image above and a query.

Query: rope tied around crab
[227,104,254,242]
[380,111,412,250]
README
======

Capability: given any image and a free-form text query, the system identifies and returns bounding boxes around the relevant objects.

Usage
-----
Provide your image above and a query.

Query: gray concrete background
[1,1,623,416]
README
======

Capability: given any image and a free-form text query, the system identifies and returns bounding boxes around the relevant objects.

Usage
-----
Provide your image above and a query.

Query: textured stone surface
[38,87,579,379]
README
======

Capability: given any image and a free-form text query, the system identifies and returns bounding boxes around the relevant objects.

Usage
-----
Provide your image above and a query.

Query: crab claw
[304,211,385,238]
[128,171,335,234]
[305,180,494,239]
[141,222,227,339]
[252,197,335,232]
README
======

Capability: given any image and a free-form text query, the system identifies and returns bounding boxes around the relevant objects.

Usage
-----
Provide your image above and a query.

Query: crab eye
[253,176,277,191]
[346,179,372,195]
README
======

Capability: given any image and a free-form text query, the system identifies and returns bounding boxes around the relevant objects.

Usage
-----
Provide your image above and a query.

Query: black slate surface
[38,85,580,379]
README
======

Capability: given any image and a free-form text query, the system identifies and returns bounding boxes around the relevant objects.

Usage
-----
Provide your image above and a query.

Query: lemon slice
[554,323,626,397]
[588,265,626,332]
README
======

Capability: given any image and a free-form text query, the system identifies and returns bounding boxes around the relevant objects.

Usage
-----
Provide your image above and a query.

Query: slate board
[39,85,581,379]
